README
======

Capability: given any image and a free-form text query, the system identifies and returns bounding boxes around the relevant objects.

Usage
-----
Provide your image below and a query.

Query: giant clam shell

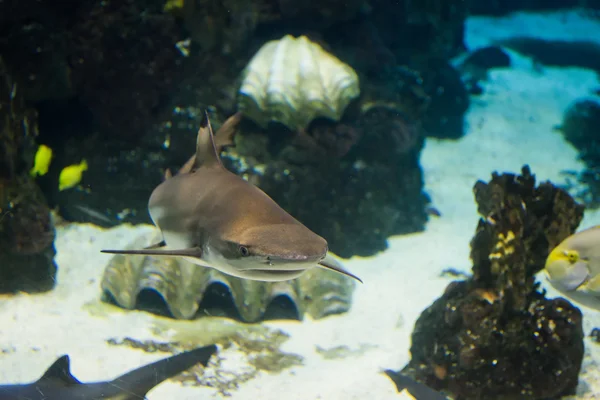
[238,34,360,131]
[101,231,355,322]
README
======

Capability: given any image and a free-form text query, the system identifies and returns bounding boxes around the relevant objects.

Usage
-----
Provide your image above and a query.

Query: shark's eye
[239,246,249,257]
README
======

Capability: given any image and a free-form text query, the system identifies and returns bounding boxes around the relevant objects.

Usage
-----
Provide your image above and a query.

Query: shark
[384,370,449,400]
[0,344,217,400]
[102,112,361,283]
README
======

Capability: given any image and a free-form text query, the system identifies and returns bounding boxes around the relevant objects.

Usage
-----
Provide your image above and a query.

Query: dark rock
[66,0,183,143]
[591,327,600,343]
[462,46,511,71]
[369,0,468,62]
[497,38,600,74]
[0,57,57,293]
[561,98,600,167]
[396,166,585,400]
[469,0,600,16]
[0,0,184,143]
[420,60,470,140]
[557,98,600,209]
[319,1,470,139]
[227,105,430,258]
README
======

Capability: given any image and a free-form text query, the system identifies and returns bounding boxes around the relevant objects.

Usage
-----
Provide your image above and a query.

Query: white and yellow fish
[543,225,600,310]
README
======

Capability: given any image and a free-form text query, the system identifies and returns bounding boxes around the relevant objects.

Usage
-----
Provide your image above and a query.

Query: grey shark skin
[102,112,361,283]
[384,370,449,400]
[0,344,217,400]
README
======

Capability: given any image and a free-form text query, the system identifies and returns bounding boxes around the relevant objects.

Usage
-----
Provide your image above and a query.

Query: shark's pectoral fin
[41,355,82,385]
[101,247,203,259]
[318,254,363,283]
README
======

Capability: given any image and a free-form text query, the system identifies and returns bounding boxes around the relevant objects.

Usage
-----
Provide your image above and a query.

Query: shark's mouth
[254,269,306,276]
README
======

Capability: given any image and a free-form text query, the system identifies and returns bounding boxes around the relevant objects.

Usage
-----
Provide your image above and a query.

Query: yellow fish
[544,225,600,310]
[59,160,88,191]
[30,144,53,177]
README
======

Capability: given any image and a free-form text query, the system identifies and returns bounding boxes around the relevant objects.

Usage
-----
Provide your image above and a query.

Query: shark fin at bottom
[40,355,81,385]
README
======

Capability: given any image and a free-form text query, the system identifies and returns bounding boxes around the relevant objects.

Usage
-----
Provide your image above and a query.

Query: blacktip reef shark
[384,370,449,400]
[102,112,362,283]
[0,344,217,400]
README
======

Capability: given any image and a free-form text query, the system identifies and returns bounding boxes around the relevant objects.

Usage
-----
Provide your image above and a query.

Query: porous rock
[0,57,57,293]
[397,166,585,399]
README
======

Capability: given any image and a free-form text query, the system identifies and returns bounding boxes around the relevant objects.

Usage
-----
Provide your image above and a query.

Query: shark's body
[0,344,217,400]
[102,112,361,283]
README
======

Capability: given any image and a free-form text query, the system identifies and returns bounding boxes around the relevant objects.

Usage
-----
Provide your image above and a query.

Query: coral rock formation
[397,166,585,399]
[0,57,57,293]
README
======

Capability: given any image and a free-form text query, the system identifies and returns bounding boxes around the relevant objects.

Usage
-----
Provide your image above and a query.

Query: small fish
[384,370,449,400]
[0,344,217,400]
[59,160,88,191]
[72,204,114,226]
[30,144,53,177]
[102,112,362,283]
[544,225,600,310]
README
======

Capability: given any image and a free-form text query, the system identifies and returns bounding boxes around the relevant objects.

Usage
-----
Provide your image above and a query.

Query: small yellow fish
[30,144,53,177]
[59,160,88,191]
[544,225,600,310]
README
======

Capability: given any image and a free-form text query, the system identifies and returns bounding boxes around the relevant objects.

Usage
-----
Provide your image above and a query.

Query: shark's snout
[236,224,328,263]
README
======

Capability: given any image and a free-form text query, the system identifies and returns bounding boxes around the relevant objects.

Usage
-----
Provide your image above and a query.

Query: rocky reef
[0,0,475,258]
[0,57,57,293]
[395,166,585,399]
[101,231,356,322]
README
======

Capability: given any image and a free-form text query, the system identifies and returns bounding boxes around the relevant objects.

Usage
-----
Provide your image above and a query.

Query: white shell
[238,35,360,130]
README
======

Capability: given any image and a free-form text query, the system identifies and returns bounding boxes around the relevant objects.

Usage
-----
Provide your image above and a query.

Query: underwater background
[2,1,600,399]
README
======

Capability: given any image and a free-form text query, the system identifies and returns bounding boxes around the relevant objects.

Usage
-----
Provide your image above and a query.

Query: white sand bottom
[2,9,600,400]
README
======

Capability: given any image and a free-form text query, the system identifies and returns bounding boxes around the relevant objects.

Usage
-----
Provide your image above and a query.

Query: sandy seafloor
[2,10,600,400]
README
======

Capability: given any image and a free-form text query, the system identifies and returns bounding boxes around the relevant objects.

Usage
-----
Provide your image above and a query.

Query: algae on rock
[107,315,303,396]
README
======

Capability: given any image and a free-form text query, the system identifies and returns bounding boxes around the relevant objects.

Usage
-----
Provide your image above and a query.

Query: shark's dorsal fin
[179,112,242,175]
[214,111,241,150]
[40,355,82,386]
[192,111,221,170]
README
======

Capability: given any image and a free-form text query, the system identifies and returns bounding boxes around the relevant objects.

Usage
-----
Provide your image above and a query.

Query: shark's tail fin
[110,345,217,397]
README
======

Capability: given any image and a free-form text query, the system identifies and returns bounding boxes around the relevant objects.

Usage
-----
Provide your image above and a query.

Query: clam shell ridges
[101,231,356,322]
[238,34,360,130]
